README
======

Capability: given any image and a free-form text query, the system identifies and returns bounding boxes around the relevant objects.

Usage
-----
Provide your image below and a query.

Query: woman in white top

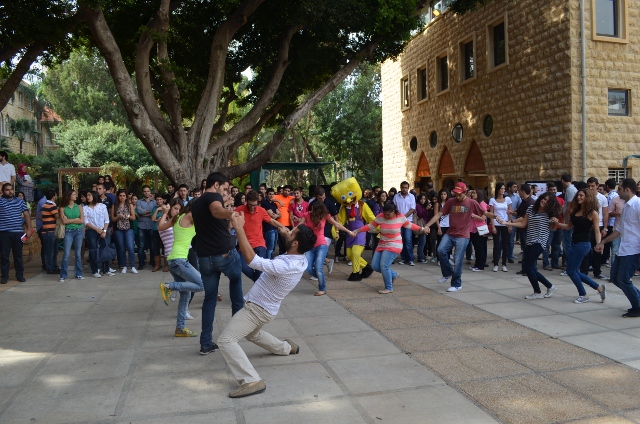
[489,182,513,272]
[83,191,112,278]
[433,188,451,264]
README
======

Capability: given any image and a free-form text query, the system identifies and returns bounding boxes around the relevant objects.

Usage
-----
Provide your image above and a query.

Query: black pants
[334,231,347,258]
[470,232,488,270]
[602,226,614,263]
[522,243,553,293]
[580,226,603,277]
[0,231,24,280]
[427,226,437,257]
[492,226,509,266]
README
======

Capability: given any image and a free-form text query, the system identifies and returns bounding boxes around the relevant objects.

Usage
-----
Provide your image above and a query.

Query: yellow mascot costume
[331,178,375,281]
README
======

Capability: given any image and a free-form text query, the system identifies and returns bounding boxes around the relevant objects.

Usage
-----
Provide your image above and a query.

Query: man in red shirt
[425,182,496,292]
[288,187,309,228]
[235,190,288,281]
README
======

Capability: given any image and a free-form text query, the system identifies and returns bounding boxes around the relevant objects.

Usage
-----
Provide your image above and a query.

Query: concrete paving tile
[90,298,156,314]
[562,416,638,424]
[239,338,319,366]
[280,295,351,318]
[623,359,640,371]
[327,353,443,394]
[475,300,557,319]
[291,313,373,336]
[394,293,462,309]
[324,280,368,290]
[233,362,344,407]
[134,344,226,377]
[0,376,126,424]
[24,300,96,317]
[0,314,83,336]
[624,409,640,422]
[412,346,533,382]
[328,286,383,300]
[547,364,640,409]
[305,330,401,360]
[57,326,146,353]
[140,323,203,348]
[421,305,500,324]
[356,385,498,423]
[75,311,152,330]
[40,290,106,303]
[456,375,606,424]
[570,309,640,330]
[121,370,234,417]
[383,326,478,352]
[34,349,134,383]
[621,326,640,340]
[0,301,41,319]
[360,276,413,288]
[0,351,48,387]
[243,398,366,424]
[0,332,64,353]
[451,320,549,345]
[492,338,613,372]
[561,331,640,362]
[464,278,529,290]
[358,310,439,330]
[337,297,408,313]
[446,290,521,305]
[534,295,614,314]
[514,314,609,338]
[100,288,159,301]
[117,411,237,424]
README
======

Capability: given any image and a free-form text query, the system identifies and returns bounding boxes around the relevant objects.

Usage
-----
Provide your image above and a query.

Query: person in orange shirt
[235,191,288,281]
[273,185,293,255]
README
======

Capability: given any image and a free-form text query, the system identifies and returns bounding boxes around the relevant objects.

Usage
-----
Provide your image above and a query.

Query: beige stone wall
[0,85,38,155]
[570,0,640,181]
[382,0,574,191]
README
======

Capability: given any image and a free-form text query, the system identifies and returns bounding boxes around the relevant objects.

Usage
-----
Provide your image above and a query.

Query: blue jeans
[610,237,621,268]
[610,254,640,311]
[417,234,426,261]
[508,228,517,260]
[113,229,135,268]
[437,234,469,288]
[137,228,156,267]
[400,226,414,262]
[198,250,244,350]
[85,229,108,274]
[371,250,398,290]
[522,243,553,293]
[305,244,329,291]
[566,241,600,296]
[61,228,83,279]
[41,231,58,272]
[168,258,205,329]
[264,229,278,259]
[543,229,562,267]
[240,246,268,282]
[562,228,573,264]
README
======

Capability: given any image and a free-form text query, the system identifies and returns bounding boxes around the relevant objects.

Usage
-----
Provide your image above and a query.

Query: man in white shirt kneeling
[218,212,317,398]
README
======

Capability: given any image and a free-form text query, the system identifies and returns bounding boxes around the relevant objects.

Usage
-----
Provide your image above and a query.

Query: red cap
[452,182,467,194]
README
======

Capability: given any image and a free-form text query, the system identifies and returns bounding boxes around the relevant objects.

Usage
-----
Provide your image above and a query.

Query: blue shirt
[0,196,28,232]
[136,198,157,230]
[35,196,47,231]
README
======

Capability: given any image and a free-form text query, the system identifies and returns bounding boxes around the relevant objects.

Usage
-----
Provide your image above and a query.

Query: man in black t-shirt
[191,172,244,355]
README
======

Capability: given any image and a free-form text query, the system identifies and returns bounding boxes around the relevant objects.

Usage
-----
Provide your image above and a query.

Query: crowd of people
[3,147,640,397]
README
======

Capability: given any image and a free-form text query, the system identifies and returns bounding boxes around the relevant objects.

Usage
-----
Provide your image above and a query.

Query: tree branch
[0,43,44,111]
[224,102,283,156]
[211,85,238,137]
[0,45,26,65]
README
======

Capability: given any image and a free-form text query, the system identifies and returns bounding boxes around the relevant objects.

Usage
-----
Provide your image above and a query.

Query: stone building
[0,82,59,155]
[381,0,640,192]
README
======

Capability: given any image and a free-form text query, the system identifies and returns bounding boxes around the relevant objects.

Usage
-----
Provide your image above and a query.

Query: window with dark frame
[438,55,448,91]
[417,67,427,101]
[483,115,494,137]
[430,131,438,148]
[493,22,506,67]
[463,40,474,80]
[608,89,629,116]
[401,77,409,109]
[596,0,619,37]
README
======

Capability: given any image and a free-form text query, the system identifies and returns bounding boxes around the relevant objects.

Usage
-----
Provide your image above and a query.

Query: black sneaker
[199,343,220,355]
[1,279,7,284]
[622,310,640,318]
[17,277,26,283]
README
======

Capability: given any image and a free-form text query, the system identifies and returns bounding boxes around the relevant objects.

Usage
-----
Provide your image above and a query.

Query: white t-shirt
[595,192,608,227]
[489,197,512,227]
[0,162,16,183]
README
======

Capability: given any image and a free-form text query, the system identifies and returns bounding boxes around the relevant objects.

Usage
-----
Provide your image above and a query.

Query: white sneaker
[493,265,499,272]
[59,278,65,282]
[502,265,508,272]
[559,271,568,276]
[121,267,127,274]
[170,291,178,302]
[447,286,462,292]
[438,276,451,284]
[310,276,318,281]
[185,311,194,320]
[108,268,116,273]
[131,267,139,274]
[347,261,352,266]
[525,292,545,299]
[76,276,85,280]
[92,272,102,278]
[544,285,557,298]
[105,271,115,277]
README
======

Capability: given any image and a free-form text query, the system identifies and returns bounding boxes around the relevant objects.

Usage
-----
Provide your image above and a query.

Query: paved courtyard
[1,251,640,423]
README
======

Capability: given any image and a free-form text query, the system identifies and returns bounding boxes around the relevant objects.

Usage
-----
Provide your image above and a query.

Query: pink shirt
[289,200,309,227]
[361,213,420,254]
[302,212,330,247]
[470,201,489,233]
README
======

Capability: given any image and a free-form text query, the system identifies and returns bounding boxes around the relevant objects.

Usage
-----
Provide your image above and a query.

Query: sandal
[217,293,223,301]
[314,291,326,296]
[378,289,393,294]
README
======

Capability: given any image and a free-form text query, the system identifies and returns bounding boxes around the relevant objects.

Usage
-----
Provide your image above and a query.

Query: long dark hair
[115,189,129,206]
[86,190,99,207]
[437,188,450,206]
[376,190,388,207]
[60,190,75,207]
[475,188,488,205]
[382,202,398,216]
[309,200,328,226]
[494,182,505,200]
[569,188,598,218]
[533,192,560,217]
[417,192,428,206]
[169,197,189,226]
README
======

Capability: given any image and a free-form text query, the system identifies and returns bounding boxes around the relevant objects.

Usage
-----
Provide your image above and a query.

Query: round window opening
[483,115,494,137]
[429,131,438,148]
[452,123,463,143]
[409,136,418,152]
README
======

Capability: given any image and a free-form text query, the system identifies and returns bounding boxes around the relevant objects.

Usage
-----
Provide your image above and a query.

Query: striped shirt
[159,226,174,257]
[41,201,58,232]
[525,206,551,247]
[361,213,420,254]
[0,196,28,232]
[245,253,308,315]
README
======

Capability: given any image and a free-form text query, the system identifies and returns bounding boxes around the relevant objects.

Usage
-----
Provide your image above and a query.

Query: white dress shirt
[616,196,640,257]
[393,193,416,222]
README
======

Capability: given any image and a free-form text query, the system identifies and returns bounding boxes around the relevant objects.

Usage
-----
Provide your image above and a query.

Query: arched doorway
[464,141,488,191]
[438,147,456,191]
[415,152,432,193]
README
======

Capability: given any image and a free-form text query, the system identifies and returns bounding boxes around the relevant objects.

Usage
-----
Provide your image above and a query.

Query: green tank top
[167,214,196,260]
[64,203,82,230]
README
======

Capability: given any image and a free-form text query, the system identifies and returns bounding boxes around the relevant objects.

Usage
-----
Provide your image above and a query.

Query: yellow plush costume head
[331,177,362,206]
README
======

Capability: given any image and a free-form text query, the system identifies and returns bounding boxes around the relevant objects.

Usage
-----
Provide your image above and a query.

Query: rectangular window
[596,0,618,36]
[45,131,52,146]
[436,55,449,92]
[417,66,427,101]
[608,89,629,116]
[487,16,508,70]
[608,168,626,182]
[28,97,33,111]
[401,76,410,109]
[18,92,23,107]
[460,39,475,81]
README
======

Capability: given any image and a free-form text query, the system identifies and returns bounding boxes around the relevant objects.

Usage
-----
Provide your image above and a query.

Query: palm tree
[8,118,39,154]
[0,136,11,152]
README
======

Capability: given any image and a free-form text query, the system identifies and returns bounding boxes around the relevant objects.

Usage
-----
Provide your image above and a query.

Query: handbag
[54,220,66,239]
[90,243,117,264]
[477,223,490,236]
